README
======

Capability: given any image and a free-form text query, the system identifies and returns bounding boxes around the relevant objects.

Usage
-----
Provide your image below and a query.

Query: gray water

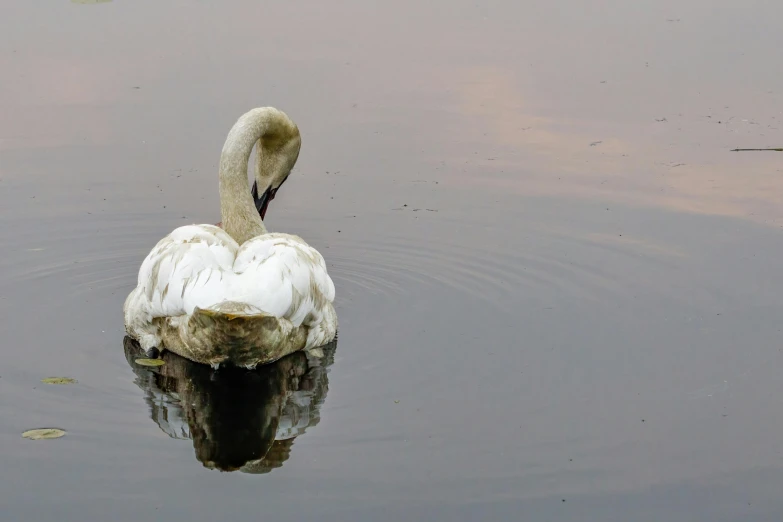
[1,1,783,520]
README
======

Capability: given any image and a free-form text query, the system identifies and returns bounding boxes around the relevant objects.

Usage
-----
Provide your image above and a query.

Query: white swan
[124,107,337,368]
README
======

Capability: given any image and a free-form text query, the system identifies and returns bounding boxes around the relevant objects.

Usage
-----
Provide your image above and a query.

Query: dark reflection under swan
[123,337,336,473]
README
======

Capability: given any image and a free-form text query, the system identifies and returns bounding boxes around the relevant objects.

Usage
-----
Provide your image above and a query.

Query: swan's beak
[252,181,277,220]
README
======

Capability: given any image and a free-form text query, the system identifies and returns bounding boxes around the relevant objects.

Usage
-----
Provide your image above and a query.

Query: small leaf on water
[135,358,165,367]
[22,428,66,440]
[41,377,78,385]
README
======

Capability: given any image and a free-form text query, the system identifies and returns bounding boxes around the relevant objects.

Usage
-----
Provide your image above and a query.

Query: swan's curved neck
[218,107,299,244]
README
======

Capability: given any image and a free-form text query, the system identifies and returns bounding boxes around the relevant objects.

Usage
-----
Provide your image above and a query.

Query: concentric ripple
[323,227,678,313]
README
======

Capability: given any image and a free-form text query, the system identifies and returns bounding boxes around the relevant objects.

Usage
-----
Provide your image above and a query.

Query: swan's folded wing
[134,225,240,317]
[233,233,335,326]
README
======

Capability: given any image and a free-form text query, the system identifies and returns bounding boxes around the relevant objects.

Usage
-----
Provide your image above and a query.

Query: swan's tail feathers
[159,301,307,368]
[193,301,273,322]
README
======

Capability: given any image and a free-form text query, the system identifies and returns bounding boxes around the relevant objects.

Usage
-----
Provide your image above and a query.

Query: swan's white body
[124,107,337,367]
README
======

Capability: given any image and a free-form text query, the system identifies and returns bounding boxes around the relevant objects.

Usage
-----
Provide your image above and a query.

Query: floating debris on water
[22,428,66,440]
[134,358,166,367]
[731,148,783,152]
[41,377,77,385]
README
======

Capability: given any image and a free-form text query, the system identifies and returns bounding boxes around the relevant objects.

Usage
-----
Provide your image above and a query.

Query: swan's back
[124,225,337,367]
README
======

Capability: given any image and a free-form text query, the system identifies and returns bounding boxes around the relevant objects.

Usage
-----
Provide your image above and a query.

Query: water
[1,0,782,520]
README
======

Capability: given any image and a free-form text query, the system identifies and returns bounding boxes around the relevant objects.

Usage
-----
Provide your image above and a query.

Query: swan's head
[252,111,301,220]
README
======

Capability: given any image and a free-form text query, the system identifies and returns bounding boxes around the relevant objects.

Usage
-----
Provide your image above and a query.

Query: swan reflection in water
[123,337,336,473]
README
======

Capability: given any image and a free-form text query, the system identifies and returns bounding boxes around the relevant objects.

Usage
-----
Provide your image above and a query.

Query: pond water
[1,1,782,520]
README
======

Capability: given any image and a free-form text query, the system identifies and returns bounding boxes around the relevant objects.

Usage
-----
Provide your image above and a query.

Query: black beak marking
[251,176,288,220]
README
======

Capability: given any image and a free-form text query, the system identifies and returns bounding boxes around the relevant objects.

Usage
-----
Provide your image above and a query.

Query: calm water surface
[1,1,782,520]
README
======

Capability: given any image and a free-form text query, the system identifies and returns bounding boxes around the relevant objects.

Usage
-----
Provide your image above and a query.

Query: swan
[124,107,337,368]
